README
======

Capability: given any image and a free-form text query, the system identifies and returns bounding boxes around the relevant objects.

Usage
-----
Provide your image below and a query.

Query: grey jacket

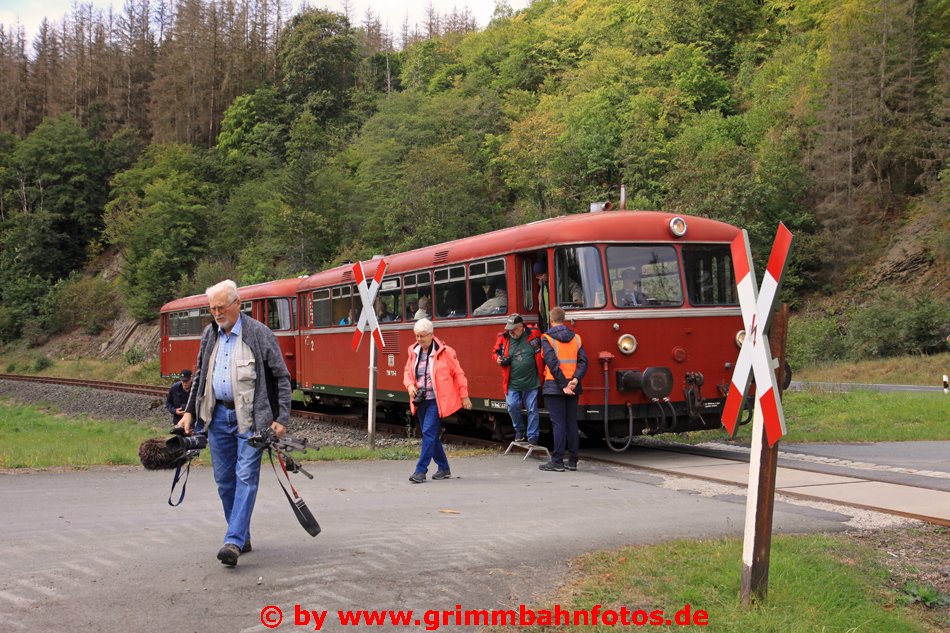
[184,315,292,433]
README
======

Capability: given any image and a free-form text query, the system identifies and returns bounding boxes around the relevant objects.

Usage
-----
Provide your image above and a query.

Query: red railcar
[159,278,302,386]
[296,210,744,443]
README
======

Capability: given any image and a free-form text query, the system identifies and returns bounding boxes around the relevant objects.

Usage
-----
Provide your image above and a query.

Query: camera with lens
[496,349,511,366]
[412,389,427,405]
[166,426,208,453]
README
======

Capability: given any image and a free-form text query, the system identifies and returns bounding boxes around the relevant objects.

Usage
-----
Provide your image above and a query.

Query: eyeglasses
[209,299,238,314]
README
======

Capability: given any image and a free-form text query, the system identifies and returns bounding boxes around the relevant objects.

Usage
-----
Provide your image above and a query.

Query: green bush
[790,291,950,367]
[31,355,53,372]
[846,290,950,359]
[0,306,19,342]
[787,314,847,368]
[123,345,147,365]
[49,275,118,335]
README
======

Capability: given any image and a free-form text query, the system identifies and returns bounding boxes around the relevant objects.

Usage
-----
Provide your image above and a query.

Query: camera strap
[167,457,194,507]
[267,448,321,537]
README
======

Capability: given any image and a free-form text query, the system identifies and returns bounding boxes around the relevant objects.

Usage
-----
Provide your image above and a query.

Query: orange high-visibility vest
[542,333,582,381]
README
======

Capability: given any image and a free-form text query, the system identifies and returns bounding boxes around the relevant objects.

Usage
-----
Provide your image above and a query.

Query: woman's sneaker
[566,463,577,471]
[432,469,452,480]
[409,471,426,483]
[539,462,565,472]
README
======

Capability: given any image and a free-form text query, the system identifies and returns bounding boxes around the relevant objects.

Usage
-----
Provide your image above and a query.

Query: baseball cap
[180,369,193,379]
[504,314,524,330]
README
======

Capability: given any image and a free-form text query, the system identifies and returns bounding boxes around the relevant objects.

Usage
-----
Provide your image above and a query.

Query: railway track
[3,373,946,525]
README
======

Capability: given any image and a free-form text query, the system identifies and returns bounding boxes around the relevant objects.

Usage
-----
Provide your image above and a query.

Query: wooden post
[741,304,789,605]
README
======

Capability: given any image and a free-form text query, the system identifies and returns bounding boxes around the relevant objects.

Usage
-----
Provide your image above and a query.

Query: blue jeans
[414,399,449,474]
[546,394,579,466]
[208,404,262,549]
[506,388,540,443]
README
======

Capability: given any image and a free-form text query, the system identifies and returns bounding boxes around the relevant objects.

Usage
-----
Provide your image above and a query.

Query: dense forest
[0,0,947,366]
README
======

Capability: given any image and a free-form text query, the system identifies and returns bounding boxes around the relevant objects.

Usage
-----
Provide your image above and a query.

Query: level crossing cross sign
[351,259,387,352]
[721,224,793,447]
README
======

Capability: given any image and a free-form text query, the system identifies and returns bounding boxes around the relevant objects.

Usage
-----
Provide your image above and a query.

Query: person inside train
[615,268,647,307]
[414,295,431,320]
[406,297,419,320]
[375,297,397,322]
[473,282,507,316]
[534,259,550,332]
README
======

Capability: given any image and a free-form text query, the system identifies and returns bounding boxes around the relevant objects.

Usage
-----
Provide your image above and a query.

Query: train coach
[159,277,302,386]
[295,209,746,446]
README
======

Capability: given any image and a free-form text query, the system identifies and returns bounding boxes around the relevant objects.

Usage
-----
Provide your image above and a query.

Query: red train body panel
[159,278,302,385]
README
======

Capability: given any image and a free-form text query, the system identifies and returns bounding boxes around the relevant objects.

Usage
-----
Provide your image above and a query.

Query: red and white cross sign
[351,259,387,352]
[721,224,793,446]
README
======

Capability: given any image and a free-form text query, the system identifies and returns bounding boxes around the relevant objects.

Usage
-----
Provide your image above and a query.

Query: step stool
[504,440,550,461]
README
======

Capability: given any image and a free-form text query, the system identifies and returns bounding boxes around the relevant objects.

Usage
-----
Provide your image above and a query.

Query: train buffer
[504,440,551,461]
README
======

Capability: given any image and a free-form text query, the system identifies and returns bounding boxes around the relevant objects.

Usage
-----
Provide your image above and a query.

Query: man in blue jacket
[539,307,588,472]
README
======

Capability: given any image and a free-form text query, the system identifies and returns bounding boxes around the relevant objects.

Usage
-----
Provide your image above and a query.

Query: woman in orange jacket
[403,318,472,483]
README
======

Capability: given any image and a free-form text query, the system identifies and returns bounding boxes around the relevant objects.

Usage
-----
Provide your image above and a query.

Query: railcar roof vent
[341,270,354,282]
[432,250,450,265]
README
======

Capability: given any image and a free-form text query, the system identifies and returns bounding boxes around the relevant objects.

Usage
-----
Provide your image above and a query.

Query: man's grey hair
[413,318,434,335]
[206,279,240,302]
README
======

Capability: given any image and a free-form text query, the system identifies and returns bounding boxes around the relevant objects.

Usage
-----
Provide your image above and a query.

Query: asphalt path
[0,455,862,633]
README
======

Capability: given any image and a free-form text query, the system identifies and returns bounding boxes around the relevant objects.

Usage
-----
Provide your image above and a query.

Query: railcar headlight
[669,216,687,237]
[617,334,638,355]
[735,329,746,348]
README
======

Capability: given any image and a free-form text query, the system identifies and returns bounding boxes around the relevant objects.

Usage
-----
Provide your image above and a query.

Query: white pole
[368,341,378,450]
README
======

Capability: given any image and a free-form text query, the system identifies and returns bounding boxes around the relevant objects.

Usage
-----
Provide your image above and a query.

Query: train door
[519,251,547,330]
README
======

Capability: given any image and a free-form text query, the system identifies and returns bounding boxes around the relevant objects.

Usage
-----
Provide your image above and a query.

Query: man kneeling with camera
[176,280,292,567]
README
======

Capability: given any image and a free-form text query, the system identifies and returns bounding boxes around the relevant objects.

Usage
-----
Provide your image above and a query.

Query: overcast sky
[0,1,529,45]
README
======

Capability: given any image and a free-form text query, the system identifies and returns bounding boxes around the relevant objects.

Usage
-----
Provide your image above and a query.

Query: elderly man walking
[492,314,543,445]
[177,280,292,567]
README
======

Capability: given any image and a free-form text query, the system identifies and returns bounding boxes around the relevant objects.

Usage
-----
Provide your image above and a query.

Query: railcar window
[434,265,467,319]
[470,259,507,317]
[266,298,293,331]
[404,272,432,320]
[682,245,738,305]
[606,246,683,307]
[378,278,402,322]
[312,289,332,327]
[187,308,201,334]
[554,246,606,309]
[333,286,353,325]
[240,301,252,318]
[200,308,212,331]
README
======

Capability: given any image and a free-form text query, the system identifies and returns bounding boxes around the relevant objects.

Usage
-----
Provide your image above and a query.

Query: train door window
[554,246,606,309]
[169,312,179,337]
[521,257,535,312]
[682,245,737,305]
[187,309,202,334]
[378,277,402,322]
[266,298,293,331]
[434,265,467,319]
[606,246,683,307]
[312,289,332,327]
[404,272,432,320]
[470,259,507,316]
[333,286,353,325]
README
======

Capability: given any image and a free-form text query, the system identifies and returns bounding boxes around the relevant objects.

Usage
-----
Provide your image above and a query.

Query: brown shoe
[241,540,252,554]
[217,543,240,566]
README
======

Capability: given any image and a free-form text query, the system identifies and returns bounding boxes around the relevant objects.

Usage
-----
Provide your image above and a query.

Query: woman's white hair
[413,318,434,335]
[206,279,240,302]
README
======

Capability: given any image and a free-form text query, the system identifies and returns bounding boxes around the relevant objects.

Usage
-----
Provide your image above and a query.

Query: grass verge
[0,400,166,468]
[498,534,946,632]
[795,352,950,386]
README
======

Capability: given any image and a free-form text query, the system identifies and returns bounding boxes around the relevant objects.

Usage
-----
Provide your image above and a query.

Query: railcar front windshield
[682,245,738,306]
[605,246,683,307]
